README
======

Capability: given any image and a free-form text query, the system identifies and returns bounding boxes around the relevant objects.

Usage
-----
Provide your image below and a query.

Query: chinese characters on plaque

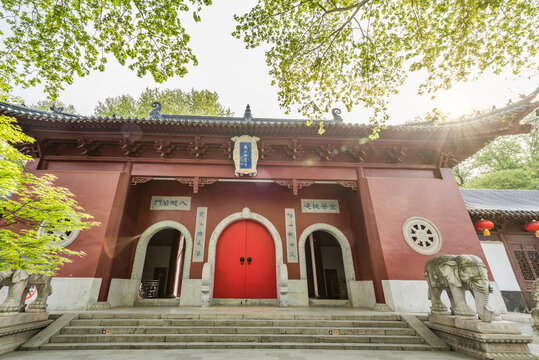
[284,209,298,263]
[231,135,260,176]
[301,199,339,213]
[150,196,191,210]
[192,207,208,262]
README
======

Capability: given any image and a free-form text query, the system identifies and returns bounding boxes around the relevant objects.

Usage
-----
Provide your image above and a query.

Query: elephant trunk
[471,280,498,322]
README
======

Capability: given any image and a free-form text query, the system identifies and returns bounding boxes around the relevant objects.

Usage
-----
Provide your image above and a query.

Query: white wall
[0,277,101,311]
[481,241,521,292]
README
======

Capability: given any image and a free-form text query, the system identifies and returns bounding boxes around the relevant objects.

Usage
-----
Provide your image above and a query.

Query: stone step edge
[39,341,434,351]
[62,325,412,331]
[76,314,401,321]
[69,319,408,326]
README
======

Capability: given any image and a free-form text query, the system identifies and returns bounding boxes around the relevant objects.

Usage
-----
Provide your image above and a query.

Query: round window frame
[402,217,442,255]
[38,220,80,248]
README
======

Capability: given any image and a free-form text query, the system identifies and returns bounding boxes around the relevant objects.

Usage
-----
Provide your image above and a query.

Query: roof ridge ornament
[332,108,343,122]
[50,105,64,114]
[244,104,252,121]
[149,101,163,120]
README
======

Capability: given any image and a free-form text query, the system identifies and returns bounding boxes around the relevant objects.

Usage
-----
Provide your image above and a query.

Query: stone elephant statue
[424,254,500,322]
[0,269,52,316]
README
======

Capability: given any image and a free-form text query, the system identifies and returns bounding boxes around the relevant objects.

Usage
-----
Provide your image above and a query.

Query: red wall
[34,170,123,278]
[364,167,491,280]
[115,181,363,281]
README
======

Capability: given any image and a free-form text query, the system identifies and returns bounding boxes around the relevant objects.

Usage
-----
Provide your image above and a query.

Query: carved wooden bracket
[119,139,142,157]
[439,151,463,168]
[77,138,102,156]
[220,140,234,159]
[259,142,273,160]
[188,136,209,159]
[176,176,218,193]
[337,180,358,191]
[154,140,176,158]
[346,144,368,162]
[274,179,315,195]
[17,142,40,157]
[131,176,153,185]
[283,138,304,161]
[315,144,338,161]
[384,146,407,164]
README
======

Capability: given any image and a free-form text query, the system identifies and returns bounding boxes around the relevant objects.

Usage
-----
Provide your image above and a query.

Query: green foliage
[463,169,538,190]
[0,0,212,98]
[31,100,77,115]
[0,115,98,274]
[233,0,538,125]
[94,88,233,117]
[458,114,539,189]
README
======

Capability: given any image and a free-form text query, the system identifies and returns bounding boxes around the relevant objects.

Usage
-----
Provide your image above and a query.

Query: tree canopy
[0,0,212,98]
[233,0,538,125]
[455,113,538,190]
[94,88,233,118]
[0,116,98,274]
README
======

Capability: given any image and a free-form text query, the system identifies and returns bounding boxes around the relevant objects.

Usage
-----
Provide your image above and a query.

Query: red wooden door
[214,220,276,299]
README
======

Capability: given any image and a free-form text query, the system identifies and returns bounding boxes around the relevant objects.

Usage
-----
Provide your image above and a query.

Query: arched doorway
[140,228,186,298]
[305,231,348,300]
[214,220,276,299]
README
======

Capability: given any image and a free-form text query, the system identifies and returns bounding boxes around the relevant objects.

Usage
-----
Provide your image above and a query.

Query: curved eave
[1,90,537,139]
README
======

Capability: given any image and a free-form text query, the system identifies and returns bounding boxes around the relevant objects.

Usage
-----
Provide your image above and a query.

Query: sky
[12,1,539,126]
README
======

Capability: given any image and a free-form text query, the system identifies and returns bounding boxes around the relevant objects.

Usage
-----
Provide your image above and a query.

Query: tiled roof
[461,189,539,218]
[0,88,537,138]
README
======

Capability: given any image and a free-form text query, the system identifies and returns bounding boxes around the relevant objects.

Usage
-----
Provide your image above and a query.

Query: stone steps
[69,318,408,328]
[50,333,424,344]
[40,341,434,351]
[61,325,416,336]
[36,311,442,351]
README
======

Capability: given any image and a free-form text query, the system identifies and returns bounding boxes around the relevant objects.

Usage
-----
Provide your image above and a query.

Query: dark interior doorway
[141,228,185,298]
[305,231,348,300]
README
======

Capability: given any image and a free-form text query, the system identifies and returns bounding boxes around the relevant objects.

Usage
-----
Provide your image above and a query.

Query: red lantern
[474,219,494,236]
[524,220,539,238]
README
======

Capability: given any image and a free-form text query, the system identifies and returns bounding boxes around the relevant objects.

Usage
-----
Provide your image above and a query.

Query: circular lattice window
[402,217,442,255]
[38,220,80,248]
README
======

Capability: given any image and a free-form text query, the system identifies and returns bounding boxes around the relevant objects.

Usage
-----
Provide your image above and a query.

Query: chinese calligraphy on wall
[192,207,208,262]
[301,199,339,213]
[285,208,298,263]
[150,196,191,210]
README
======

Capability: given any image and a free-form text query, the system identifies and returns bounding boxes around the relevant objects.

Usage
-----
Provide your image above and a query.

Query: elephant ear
[12,269,30,282]
[439,261,462,287]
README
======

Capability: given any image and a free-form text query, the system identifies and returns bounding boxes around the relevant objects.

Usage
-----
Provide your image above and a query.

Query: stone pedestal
[427,314,537,359]
[0,313,52,355]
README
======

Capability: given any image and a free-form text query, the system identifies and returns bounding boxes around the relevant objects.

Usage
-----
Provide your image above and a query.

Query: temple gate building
[0,90,537,312]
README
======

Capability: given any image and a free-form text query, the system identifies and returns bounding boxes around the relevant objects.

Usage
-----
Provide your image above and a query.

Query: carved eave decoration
[176,176,218,193]
[2,88,537,168]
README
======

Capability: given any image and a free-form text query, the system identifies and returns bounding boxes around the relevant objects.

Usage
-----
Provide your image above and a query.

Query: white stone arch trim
[298,223,357,282]
[207,207,285,305]
[131,220,193,283]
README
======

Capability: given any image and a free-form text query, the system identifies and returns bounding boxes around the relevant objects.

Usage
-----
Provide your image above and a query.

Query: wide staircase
[36,312,445,351]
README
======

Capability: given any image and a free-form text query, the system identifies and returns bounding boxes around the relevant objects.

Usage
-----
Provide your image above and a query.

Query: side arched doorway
[131,221,193,303]
[305,231,348,300]
[214,220,276,299]
[140,229,185,298]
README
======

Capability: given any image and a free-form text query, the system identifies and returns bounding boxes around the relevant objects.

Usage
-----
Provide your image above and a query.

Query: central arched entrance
[214,220,276,299]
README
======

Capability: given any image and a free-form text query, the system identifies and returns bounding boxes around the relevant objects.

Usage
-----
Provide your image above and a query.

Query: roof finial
[244,104,252,121]
[149,101,163,120]
[331,108,343,121]
[50,105,64,114]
